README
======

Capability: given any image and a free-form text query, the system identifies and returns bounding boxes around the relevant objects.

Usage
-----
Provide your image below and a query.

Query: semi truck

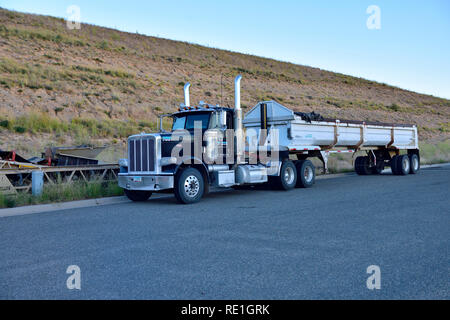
[118,75,420,204]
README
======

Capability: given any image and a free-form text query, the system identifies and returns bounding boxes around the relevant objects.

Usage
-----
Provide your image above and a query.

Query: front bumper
[118,174,174,191]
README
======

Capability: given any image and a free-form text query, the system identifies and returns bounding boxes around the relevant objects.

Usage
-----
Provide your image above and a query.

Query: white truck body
[243,101,418,152]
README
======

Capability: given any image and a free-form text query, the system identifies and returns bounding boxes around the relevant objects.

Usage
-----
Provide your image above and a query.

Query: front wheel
[174,167,205,204]
[124,189,152,202]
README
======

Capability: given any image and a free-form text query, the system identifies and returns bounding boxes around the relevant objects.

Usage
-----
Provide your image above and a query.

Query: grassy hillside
[0,8,449,161]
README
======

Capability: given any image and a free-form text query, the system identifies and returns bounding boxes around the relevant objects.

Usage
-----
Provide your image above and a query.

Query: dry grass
[0,112,156,141]
[0,181,123,209]
[420,140,450,164]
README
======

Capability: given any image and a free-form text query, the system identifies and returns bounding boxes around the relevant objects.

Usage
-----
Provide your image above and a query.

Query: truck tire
[174,167,205,204]
[295,160,315,188]
[355,156,371,175]
[390,155,400,175]
[409,154,420,174]
[124,189,152,202]
[396,154,411,176]
[273,160,297,190]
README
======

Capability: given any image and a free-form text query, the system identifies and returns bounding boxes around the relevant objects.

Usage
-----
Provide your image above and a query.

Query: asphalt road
[0,166,449,299]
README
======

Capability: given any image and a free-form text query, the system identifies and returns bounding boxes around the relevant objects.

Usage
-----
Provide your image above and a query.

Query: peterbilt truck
[118,75,420,204]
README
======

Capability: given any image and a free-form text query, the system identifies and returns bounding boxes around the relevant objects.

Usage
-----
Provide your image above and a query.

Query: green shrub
[54,107,64,114]
[111,33,121,41]
[14,126,26,133]
[0,119,10,128]
[97,40,109,50]
[387,103,401,112]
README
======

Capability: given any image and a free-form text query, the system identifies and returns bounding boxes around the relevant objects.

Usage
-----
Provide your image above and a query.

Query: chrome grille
[129,137,155,172]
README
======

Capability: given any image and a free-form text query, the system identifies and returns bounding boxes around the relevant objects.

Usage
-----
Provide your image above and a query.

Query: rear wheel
[396,155,411,176]
[174,167,205,204]
[295,160,316,188]
[355,156,371,175]
[273,160,297,190]
[409,154,420,174]
[391,155,400,175]
[124,189,152,202]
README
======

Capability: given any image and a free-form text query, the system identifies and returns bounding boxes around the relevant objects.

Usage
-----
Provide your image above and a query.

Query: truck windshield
[172,113,211,131]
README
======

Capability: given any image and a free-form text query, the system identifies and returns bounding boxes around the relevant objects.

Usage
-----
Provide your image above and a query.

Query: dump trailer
[118,75,420,204]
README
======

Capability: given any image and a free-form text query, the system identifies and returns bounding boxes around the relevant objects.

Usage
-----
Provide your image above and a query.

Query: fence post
[32,171,44,196]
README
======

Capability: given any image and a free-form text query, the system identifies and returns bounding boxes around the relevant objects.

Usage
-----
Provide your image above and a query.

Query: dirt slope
[0,8,449,158]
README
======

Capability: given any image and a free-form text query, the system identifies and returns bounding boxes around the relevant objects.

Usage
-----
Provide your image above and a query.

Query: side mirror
[159,114,172,133]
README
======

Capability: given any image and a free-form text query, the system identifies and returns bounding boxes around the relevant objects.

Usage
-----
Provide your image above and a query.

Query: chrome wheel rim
[184,175,200,198]
[412,157,419,171]
[402,157,410,173]
[304,166,314,182]
[284,166,295,185]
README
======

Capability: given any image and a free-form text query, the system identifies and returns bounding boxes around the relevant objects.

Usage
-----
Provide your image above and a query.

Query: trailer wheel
[124,189,152,202]
[295,160,316,188]
[355,156,371,175]
[273,160,297,190]
[396,155,411,176]
[174,167,205,204]
[390,155,400,175]
[409,154,420,174]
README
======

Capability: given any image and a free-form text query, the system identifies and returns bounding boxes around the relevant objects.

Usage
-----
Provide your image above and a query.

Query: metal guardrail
[0,163,120,195]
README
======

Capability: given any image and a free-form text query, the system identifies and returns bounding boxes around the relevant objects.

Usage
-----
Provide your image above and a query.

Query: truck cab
[118,76,301,204]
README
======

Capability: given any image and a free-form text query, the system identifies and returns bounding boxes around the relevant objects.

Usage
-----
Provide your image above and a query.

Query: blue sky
[1,0,449,99]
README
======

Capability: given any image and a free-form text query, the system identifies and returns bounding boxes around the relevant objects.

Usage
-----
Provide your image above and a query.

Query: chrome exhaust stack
[234,75,245,164]
[184,82,191,106]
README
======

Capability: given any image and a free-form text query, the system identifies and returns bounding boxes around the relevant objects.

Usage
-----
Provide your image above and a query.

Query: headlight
[118,158,128,167]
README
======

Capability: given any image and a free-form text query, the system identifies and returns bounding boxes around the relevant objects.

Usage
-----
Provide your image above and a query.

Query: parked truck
[118,76,420,204]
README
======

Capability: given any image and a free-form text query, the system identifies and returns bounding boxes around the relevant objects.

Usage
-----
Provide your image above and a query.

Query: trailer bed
[243,101,418,151]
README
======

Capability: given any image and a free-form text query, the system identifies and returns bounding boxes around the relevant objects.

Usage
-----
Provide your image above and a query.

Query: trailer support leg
[319,151,329,174]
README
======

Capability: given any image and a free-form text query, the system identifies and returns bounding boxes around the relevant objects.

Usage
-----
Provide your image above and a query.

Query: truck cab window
[172,116,186,131]
[172,112,211,131]
[186,113,210,130]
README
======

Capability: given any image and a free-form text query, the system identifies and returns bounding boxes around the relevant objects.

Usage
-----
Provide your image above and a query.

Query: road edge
[0,196,130,218]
